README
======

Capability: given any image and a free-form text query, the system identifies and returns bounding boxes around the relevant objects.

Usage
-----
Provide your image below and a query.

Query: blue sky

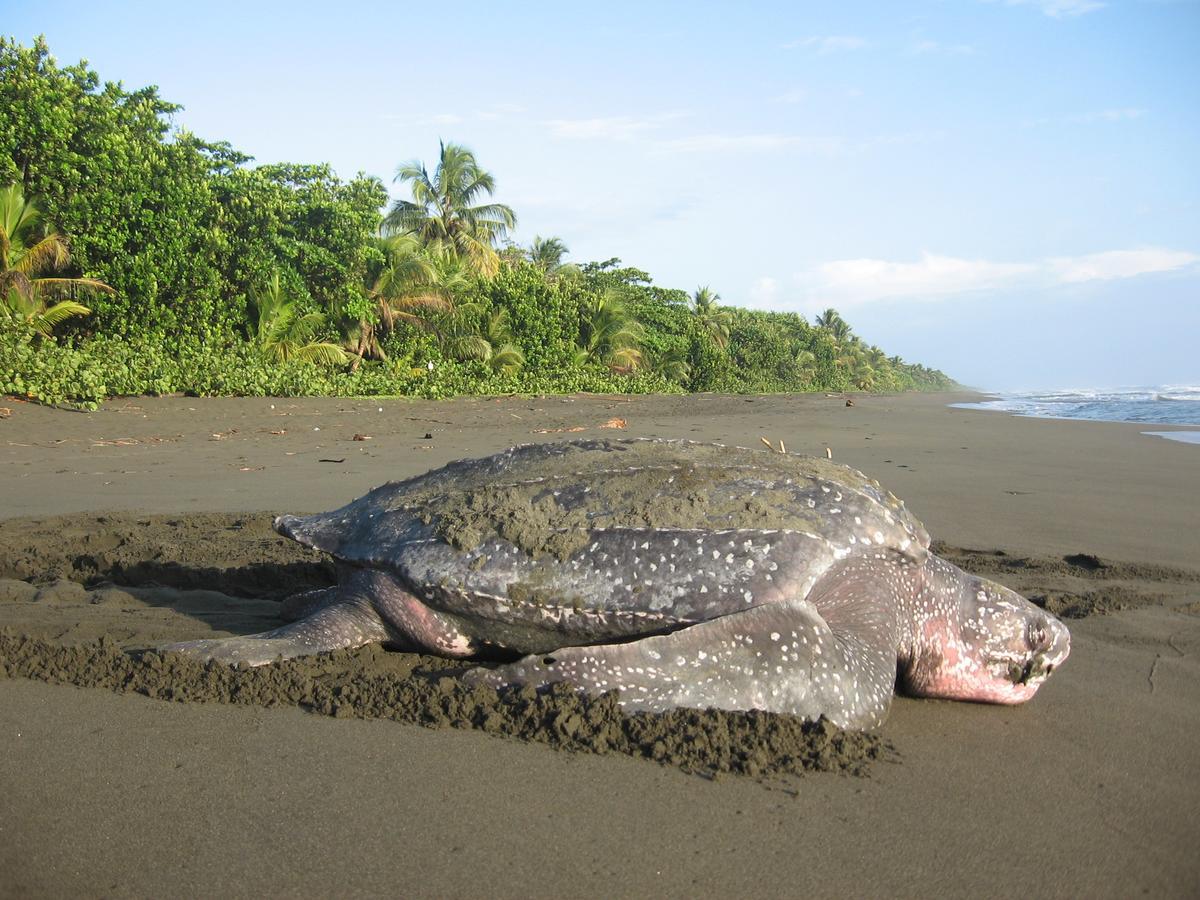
[6,0,1199,389]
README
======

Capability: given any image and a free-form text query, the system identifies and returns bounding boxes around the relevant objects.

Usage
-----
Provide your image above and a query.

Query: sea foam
[952,386,1200,443]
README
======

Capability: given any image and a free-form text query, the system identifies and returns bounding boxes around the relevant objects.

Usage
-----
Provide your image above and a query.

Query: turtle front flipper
[465,565,902,730]
[160,598,390,666]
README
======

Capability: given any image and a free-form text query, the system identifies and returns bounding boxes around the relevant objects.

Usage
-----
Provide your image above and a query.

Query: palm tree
[480,309,525,375]
[528,235,581,280]
[0,184,111,336]
[384,141,516,277]
[343,233,465,366]
[794,348,818,383]
[575,289,644,371]
[529,236,568,270]
[648,344,692,383]
[691,286,732,349]
[439,304,525,376]
[250,270,347,365]
[851,359,877,391]
[814,308,852,345]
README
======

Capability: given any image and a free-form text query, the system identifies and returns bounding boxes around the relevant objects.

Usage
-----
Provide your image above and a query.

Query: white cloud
[750,277,779,304]
[783,35,868,54]
[808,253,1037,306]
[791,248,1198,310]
[547,113,686,141]
[431,113,463,125]
[1048,249,1198,282]
[651,133,844,155]
[1000,0,1106,17]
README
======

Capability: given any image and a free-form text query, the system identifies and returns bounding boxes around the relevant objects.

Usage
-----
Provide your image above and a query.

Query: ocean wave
[952,385,1200,427]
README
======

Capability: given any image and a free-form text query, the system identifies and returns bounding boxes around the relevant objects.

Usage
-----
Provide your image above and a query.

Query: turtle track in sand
[932,541,1200,619]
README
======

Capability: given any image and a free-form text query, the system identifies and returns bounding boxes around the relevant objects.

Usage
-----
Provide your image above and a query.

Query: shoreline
[2,391,1198,896]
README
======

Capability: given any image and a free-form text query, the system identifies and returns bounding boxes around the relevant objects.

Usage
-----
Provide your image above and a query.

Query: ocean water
[952,386,1200,444]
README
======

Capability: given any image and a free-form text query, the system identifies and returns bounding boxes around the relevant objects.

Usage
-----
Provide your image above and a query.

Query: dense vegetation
[0,37,954,408]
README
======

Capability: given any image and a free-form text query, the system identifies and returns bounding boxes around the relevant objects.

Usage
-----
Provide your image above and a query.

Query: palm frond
[14,234,71,276]
[294,342,349,366]
[27,276,115,299]
[488,342,525,375]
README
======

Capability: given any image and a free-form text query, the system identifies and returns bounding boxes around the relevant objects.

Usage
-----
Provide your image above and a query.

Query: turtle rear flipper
[465,558,903,730]
[160,598,390,666]
[161,568,475,666]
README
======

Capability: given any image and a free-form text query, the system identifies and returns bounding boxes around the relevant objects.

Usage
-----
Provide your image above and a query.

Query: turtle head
[900,555,1070,704]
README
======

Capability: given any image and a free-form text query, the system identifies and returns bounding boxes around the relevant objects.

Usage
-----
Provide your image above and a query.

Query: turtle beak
[1009,615,1070,687]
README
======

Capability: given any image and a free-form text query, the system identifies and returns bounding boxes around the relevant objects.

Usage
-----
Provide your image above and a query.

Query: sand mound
[0,631,892,779]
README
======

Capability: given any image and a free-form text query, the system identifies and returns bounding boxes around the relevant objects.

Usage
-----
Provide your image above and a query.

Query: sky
[5,0,1199,390]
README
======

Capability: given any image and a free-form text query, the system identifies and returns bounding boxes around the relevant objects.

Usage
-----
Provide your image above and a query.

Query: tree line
[0,37,954,407]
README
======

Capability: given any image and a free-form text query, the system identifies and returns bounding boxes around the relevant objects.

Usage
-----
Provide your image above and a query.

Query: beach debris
[599,417,627,429]
[270,429,287,435]
[825,447,832,459]
[318,458,346,464]
[533,426,587,434]
[0,408,10,419]
[90,436,175,447]
[845,399,855,407]
[313,426,321,432]
[423,432,433,440]
[238,465,264,472]
[759,437,786,453]
[352,433,372,441]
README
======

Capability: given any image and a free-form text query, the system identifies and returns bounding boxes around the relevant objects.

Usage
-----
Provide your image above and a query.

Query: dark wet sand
[2,391,1198,897]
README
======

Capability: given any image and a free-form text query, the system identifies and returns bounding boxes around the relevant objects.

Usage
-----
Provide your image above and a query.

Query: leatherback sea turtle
[165,439,1070,729]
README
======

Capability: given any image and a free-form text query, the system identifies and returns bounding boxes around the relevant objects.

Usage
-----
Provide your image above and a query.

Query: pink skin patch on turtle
[374,582,475,657]
[906,617,1043,705]
[397,599,474,656]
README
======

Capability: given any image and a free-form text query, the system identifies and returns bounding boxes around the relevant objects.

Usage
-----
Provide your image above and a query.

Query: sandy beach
[1,390,1197,897]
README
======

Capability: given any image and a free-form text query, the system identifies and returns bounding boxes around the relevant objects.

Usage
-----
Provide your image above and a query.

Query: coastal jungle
[0,37,954,409]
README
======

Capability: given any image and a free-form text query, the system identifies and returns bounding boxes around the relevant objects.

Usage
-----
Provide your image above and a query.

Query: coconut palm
[529,236,568,270]
[794,348,818,383]
[648,344,692,383]
[0,184,111,336]
[480,309,525,375]
[575,289,644,371]
[866,345,889,369]
[385,142,516,277]
[342,234,467,367]
[529,235,580,280]
[438,304,525,376]
[691,285,732,349]
[814,308,852,345]
[250,270,347,365]
[851,360,877,391]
